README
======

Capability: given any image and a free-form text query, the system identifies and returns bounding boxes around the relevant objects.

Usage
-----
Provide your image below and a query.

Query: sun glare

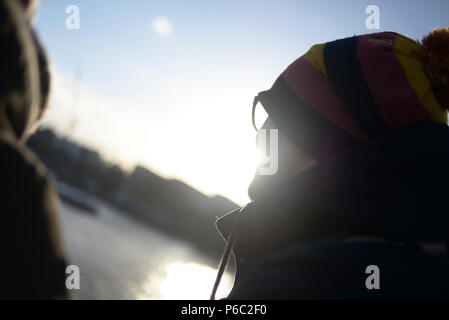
[138,262,233,300]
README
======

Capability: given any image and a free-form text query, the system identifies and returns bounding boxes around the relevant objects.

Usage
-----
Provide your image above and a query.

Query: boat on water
[54,181,98,215]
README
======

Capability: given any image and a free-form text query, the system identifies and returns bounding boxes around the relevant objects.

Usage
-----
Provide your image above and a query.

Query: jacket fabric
[0,133,67,299]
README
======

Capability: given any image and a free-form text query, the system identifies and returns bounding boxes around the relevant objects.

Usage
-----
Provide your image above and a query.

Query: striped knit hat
[254,29,449,160]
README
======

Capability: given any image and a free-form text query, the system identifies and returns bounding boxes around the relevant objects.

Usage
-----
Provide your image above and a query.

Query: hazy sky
[34,0,449,205]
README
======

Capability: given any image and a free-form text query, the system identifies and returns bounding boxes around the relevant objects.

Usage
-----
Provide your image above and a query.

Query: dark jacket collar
[217,122,449,261]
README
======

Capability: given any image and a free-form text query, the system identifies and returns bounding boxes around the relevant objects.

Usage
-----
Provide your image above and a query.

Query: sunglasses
[252,96,269,131]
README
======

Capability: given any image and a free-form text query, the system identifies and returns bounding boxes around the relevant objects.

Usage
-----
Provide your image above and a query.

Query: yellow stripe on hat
[304,43,327,78]
[393,34,448,123]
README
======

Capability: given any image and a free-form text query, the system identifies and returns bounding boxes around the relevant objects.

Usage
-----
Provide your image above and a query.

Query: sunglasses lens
[253,100,268,131]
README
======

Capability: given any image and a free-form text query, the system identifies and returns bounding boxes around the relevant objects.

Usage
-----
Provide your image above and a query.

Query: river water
[60,200,233,300]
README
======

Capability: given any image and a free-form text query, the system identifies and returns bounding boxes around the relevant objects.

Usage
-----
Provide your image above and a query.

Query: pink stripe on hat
[357,32,433,130]
[282,56,370,141]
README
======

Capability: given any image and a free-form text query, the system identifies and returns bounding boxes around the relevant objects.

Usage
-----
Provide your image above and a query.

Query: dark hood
[217,122,449,261]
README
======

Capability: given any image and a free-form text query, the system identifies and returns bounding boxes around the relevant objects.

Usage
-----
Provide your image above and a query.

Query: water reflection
[61,200,233,300]
[139,262,233,300]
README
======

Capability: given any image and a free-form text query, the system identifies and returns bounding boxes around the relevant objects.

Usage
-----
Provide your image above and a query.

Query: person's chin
[248,171,280,201]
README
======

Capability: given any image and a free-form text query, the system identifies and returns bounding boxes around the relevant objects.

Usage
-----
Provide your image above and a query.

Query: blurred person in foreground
[212,28,449,299]
[0,0,66,299]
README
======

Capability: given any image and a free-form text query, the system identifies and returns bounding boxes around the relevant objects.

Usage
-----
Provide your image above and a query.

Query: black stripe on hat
[259,76,362,160]
[323,36,391,138]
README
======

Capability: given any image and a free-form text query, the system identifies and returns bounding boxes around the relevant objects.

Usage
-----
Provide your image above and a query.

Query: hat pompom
[421,27,449,110]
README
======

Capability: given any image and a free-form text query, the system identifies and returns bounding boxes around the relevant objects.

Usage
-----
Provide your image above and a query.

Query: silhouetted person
[212,29,449,299]
[0,0,66,299]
